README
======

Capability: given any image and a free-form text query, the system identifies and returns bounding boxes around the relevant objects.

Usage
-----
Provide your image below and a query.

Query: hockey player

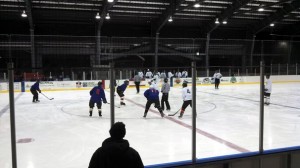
[138,70,144,79]
[117,80,129,105]
[178,82,192,118]
[30,79,41,102]
[89,81,107,117]
[182,70,188,78]
[133,72,142,94]
[143,85,165,118]
[161,78,170,111]
[264,74,272,105]
[145,69,153,79]
[160,71,166,79]
[213,70,223,89]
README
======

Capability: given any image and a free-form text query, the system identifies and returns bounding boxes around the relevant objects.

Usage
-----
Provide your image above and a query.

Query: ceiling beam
[98,0,118,30]
[203,0,252,34]
[235,0,293,15]
[24,0,34,29]
[152,0,185,34]
[253,0,300,34]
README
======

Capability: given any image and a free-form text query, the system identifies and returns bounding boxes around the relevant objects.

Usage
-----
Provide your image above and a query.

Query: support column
[205,33,210,77]
[30,29,36,71]
[155,33,159,73]
[109,62,115,126]
[96,28,101,66]
[259,61,265,153]
[250,35,256,72]
[8,62,17,168]
[191,61,197,164]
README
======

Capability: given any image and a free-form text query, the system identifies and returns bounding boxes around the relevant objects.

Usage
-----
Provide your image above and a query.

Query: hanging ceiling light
[95,13,100,19]
[270,23,275,27]
[194,3,200,8]
[258,5,264,12]
[222,20,227,24]
[168,16,173,22]
[21,10,27,17]
[108,0,114,2]
[215,18,220,24]
[105,13,110,20]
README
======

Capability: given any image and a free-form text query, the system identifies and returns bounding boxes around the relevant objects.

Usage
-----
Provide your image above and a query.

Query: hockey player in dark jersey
[30,79,41,103]
[117,80,129,105]
[143,85,165,118]
[89,81,107,117]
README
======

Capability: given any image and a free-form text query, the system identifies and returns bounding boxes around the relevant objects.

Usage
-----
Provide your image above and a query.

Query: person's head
[98,81,102,86]
[182,82,187,88]
[147,69,150,71]
[36,79,40,83]
[124,80,129,85]
[266,74,270,79]
[164,78,168,83]
[109,122,126,140]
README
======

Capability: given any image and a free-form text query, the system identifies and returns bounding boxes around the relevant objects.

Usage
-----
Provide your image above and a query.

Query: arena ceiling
[0,0,300,38]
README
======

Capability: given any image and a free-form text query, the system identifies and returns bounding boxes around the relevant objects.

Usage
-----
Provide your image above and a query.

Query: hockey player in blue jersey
[117,80,129,105]
[30,79,41,102]
[89,81,107,117]
[143,85,165,118]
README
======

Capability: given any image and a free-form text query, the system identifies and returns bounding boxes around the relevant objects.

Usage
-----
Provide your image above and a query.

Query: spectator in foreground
[88,122,144,168]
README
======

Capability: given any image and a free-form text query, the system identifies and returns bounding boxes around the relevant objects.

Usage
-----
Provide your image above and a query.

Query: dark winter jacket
[144,88,159,101]
[30,82,41,92]
[88,137,144,168]
[117,84,127,92]
[90,86,107,103]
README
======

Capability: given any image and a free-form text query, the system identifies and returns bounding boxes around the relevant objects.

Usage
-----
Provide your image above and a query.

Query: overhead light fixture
[196,52,200,56]
[215,18,220,24]
[258,5,264,12]
[95,13,100,19]
[222,20,227,24]
[108,0,114,2]
[105,13,110,20]
[194,3,200,8]
[168,16,173,22]
[270,23,275,27]
[21,10,27,18]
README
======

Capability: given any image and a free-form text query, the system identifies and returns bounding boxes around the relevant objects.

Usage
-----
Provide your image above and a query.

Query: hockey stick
[40,92,54,100]
[168,108,181,116]
[106,102,121,108]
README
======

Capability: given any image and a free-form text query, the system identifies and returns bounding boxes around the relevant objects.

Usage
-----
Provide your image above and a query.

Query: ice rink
[1,82,300,168]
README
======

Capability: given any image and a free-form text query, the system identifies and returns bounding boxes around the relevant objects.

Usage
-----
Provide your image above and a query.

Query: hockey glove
[103,99,107,104]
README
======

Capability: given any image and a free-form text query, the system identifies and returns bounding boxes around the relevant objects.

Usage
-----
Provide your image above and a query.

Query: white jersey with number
[182,71,188,78]
[182,87,192,101]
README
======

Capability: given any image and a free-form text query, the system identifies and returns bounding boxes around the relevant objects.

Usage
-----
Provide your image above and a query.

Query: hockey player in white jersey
[213,70,222,89]
[145,69,153,79]
[264,74,272,105]
[178,82,192,118]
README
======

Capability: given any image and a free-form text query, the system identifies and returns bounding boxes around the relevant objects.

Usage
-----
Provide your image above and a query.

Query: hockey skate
[98,112,102,117]
[120,102,126,106]
[89,111,92,117]
[178,113,183,118]
[160,112,165,118]
[143,112,147,118]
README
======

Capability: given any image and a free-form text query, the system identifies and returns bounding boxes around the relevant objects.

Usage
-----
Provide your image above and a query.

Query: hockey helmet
[98,81,102,86]
[182,82,187,87]
[124,80,129,84]
[164,78,168,82]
